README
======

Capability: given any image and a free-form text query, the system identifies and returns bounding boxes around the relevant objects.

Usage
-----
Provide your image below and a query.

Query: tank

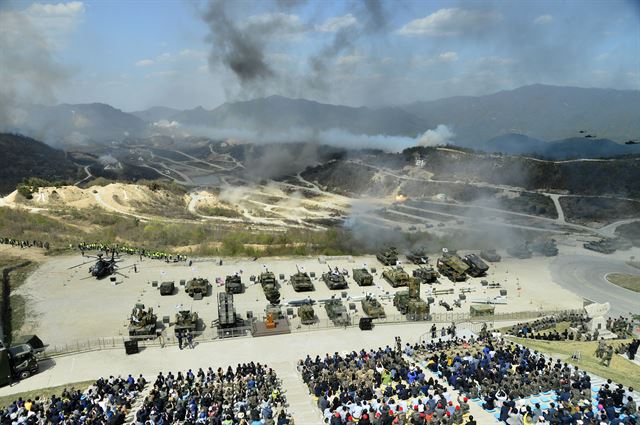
[225,274,244,294]
[507,242,533,259]
[258,270,281,305]
[290,266,314,292]
[174,310,198,333]
[583,238,622,254]
[382,266,413,287]
[322,265,348,290]
[480,249,502,262]
[462,254,489,277]
[406,248,429,264]
[412,266,439,284]
[352,268,374,286]
[324,298,350,326]
[436,254,469,282]
[393,278,429,320]
[128,304,157,337]
[530,239,559,257]
[376,247,398,265]
[185,277,210,297]
[361,295,386,319]
[298,303,316,325]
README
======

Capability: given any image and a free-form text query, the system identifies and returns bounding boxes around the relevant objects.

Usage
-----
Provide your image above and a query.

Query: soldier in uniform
[601,345,614,367]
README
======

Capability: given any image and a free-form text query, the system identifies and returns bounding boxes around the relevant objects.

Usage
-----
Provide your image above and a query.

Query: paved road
[549,254,640,316]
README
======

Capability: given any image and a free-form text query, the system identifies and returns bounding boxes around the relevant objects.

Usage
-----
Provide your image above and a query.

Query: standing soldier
[601,345,614,367]
[595,338,606,358]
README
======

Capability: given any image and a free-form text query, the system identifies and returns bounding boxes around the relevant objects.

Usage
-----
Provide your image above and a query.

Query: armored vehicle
[217,293,238,328]
[412,266,439,284]
[507,242,533,259]
[174,310,198,333]
[393,277,429,320]
[462,254,489,277]
[376,247,398,266]
[352,268,374,286]
[530,239,559,257]
[225,274,244,294]
[583,239,616,254]
[159,281,175,296]
[128,304,158,337]
[258,269,281,305]
[382,266,413,287]
[185,277,210,297]
[480,249,502,262]
[298,303,316,325]
[406,248,429,264]
[361,295,386,319]
[324,298,350,326]
[290,266,314,292]
[322,266,348,290]
[436,254,469,282]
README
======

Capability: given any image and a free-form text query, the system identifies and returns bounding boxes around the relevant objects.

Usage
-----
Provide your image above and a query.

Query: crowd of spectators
[76,242,187,263]
[0,237,49,250]
[0,374,145,424]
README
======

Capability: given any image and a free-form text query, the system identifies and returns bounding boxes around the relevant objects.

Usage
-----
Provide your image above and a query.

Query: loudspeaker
[359,317,373,331]
[124,340,139,355]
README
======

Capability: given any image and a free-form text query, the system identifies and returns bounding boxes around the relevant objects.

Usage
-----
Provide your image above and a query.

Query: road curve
[549,254,640,317]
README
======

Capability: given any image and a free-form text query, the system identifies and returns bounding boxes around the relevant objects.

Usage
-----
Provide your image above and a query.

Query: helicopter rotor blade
[68,260,96,269]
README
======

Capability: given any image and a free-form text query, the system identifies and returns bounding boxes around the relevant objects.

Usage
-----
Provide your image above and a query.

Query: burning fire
[395,194,408,202]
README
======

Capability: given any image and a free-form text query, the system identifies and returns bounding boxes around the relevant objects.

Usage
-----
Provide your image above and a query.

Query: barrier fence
[41,308,582,357]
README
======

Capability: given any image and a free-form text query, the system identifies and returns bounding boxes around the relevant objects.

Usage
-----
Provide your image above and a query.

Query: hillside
[0,133,80,195]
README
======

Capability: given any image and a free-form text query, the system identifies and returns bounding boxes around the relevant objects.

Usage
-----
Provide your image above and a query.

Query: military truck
[128,304,158,337]
[290,266,314,292]
[406,248,429,264]
[507,242,533,259]
[174,310,198,333]
[352,268,374,286]
[324,298,350,326]
[298,303,316,325]
[530,239,559,257]
[412,266,439,284]
[376,247,398,266]
[225,274,244,294]
[258,269,281,305]
[159,281,175,296]
[462,254,489,277]
[393,277,429,320]
[0,345,38,383]
[361,295,386,319]
[322,265,348,290]
[583,239,616,254]
[382,266,413,287]
[480,249,502,262]
[436,254,469,282]
[185,277,210,298]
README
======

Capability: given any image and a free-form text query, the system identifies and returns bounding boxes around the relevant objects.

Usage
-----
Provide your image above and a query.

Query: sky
[1,0,639,112]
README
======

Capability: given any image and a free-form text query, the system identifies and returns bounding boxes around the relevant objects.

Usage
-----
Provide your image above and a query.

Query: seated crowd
[135,362,291,425]
[506,313,635,342]
[0,374,145,424]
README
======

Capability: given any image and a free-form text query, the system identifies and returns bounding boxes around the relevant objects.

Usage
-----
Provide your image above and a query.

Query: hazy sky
[1,0,639,111]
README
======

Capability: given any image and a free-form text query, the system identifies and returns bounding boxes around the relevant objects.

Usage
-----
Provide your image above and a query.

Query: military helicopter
[69,252,128,279]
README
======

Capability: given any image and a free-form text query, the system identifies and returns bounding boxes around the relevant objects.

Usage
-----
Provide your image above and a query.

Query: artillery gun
[258,269,281,305]
[530,239,558,257]
[382,266,412,287]
[507,242,533,259]
[185,277,210,298]
[225,274,244,294]
[128,304,158,337]
[174,310,198,333]
[298,301,316,325]
[376,247,398,265]
[462,254,489,277]
[361,295,386,319]
[290,266,314,292]
[480,249,501,262]
[322,265,348,290]
[436,253,469,282]
[324,298,350,326]
[412,266,439,284]
[406,248,429,264]
[393,276,429,320]
[352,268,374,286]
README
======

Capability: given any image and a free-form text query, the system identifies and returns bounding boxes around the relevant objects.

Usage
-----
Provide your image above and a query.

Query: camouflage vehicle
[174,310,198,333]
[258,269,281,305]
[376,247,398,266]
[462,254,489,277]
[322,266,348,290]
[393,277,429,320]
[352,268,374,286]
[507,242,533,259]
[290,266,314,292]
[159,281,175,296]
[583,239,616,254]
[382,267,413,288]
[324,298,350,326]
[412,266,439,284]
[436,254,469,282]
[480,249,502,262]
[298,303,316,325]
[225,274,244,294]
[265,304,283,320]
[406,248,429,264]
[128,304,158,337]
[530,239,559,257]
[361,295,386,319]
[185,277,210,297]
[217,293,238,328]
